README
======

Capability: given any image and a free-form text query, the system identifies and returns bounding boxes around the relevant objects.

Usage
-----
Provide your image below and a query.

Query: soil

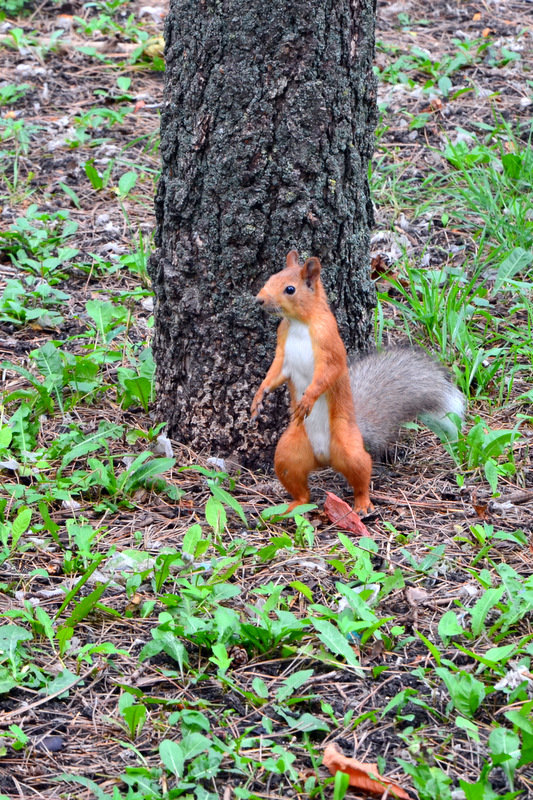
[0,0,532,798]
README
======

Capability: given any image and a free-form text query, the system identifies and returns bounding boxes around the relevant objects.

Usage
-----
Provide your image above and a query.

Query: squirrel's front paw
[293,395,313,423]
[251,387,268,419]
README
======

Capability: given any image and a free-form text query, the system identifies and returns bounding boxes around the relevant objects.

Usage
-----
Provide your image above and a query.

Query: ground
[0,0,532,798]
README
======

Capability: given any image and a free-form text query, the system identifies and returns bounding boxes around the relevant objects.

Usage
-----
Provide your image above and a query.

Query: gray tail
[349,347,465,456]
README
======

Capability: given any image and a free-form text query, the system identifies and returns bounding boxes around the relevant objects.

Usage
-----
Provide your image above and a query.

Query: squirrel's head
[255,250,323,321]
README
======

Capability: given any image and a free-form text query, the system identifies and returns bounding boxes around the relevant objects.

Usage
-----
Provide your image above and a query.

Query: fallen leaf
[472,502,488,519]
[133,99,147,113]
[482,27,491,38]
[472,12,481,21]
[368,639,385,660]
[323,743,410,799]
[405,587,429,607]
[324,492,370,535]
[144,36,165,58]
[371,253,395,280]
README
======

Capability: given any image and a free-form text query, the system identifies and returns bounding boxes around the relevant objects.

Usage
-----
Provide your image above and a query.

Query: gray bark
[149,0,378,466]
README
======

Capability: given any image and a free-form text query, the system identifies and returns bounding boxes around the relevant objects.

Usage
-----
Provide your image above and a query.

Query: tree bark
[149,0,378,467]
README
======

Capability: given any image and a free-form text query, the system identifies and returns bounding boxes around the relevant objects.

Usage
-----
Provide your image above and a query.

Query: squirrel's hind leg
[330,424,374,516]
[274,424,318,511]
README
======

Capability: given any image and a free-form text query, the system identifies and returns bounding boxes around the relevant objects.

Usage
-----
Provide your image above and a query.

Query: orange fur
[252,250,373,515]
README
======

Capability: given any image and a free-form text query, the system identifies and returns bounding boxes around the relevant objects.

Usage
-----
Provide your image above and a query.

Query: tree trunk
[149,0,378,467]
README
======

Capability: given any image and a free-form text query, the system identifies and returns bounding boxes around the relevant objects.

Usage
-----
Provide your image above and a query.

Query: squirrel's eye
[284,285,296,295]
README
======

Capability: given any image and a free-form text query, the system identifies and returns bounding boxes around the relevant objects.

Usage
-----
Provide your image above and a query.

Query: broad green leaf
[290,580,313,602]
[492,247,533,294]
[311,618,363,675]
[0,668,18,694]
[182,523,203,557]
[146,631,188,673]
[415,628,442,666]
[41,669,81,697]
[159,739,184,777]
[0,426,12,448]
[118,171,137,196]
[121,456,175,493]
[205,495,227,535]
[435,667,486,718]
[483,643,516,665]
[208,483,247,526]
[470,586,504,636]
[210,642,231,675]
[277,709,329,733]
[334,770,350,800]
[438,610,464,643]
[84,159,103,190]
[85,300,127,339]
[34,606,54,645]
[489,727,521,789]
[181,732,212,762]
[0,624,33,661]
[275,668,314,702]
[11,507,32,546]
[122,376,153,410]
[60,423,123,469]
[252,677,269,698]
[55,773,109,799]
[122,703,146,738]
[59,182,81,209]
[501,153,522,180]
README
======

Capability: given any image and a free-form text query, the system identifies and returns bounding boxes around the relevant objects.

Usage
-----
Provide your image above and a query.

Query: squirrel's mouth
[255,297,282,316]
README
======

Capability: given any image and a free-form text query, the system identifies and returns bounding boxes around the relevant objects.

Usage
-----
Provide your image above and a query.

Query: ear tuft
[302,257,321,288]
[286,250,300,268]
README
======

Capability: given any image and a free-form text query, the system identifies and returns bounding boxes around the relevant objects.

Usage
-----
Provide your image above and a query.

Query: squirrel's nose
[255,295,265,305]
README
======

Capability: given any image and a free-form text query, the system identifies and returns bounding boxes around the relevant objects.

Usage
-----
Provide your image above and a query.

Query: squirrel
[251,250,465,515]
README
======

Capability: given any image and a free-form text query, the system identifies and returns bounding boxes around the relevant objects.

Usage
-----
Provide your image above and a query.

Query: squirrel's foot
[251,386,270,419]
[286,498,310,513]
[353,498,375,517]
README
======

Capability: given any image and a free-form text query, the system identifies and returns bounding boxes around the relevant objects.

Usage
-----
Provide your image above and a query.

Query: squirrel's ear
[286,250,300,268]
[302,257,321,288]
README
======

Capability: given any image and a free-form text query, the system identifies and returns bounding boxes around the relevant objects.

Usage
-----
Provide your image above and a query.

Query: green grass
[0,10,532,800]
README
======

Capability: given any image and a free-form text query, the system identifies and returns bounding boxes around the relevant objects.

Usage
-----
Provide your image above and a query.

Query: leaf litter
[0,0,532,797]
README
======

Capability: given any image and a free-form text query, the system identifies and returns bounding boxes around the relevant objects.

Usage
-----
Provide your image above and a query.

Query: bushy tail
[349,347,465,456]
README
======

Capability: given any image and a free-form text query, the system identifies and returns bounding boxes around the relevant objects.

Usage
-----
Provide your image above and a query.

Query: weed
[450,417,522,493]
[0,117,41,156]
[0,277,69,328]
[0,205,79,284]
[0,84,31,105]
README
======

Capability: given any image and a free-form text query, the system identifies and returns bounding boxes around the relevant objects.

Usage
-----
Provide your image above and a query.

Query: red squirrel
[251,250,464,515]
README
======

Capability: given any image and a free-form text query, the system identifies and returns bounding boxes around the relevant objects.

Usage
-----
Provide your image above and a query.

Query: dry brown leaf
[370,253,394,280]
[405,587,429,607]
[473,502,489,519]
[323,743,410,799]
[422,97,443,113]
[482,27,491,38]
[472,12,481,21]
[144,36,165,58]
[324,492,370,535]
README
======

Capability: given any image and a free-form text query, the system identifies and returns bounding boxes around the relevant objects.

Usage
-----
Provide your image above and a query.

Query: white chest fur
[283,321,331,461]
